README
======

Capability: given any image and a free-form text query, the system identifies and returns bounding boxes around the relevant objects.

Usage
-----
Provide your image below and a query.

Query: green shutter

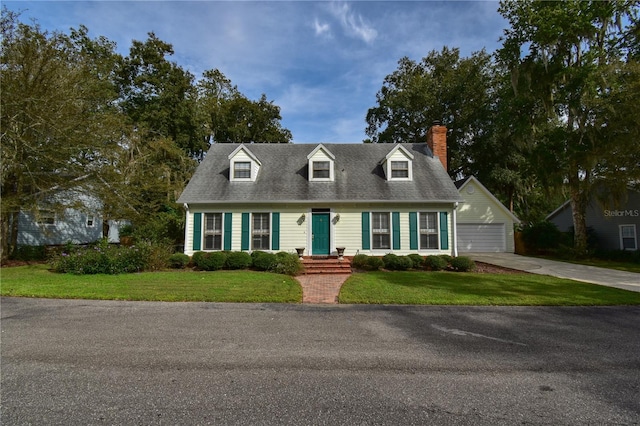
[392,212,400,250]
[224,213,232,250]
[241,213,250,251]
[361,212,370,250]
[409,212,418,250]
[192,213,202,251]
[271,212,280,250]
[440,211,449,250]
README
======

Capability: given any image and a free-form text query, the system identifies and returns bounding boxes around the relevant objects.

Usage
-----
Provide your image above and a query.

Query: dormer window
[382,145,414,181]
[313,161,331,179]
[234,162,251,179]
[307,144,335,182]
[391,161,409,178]
[228,145,261,182]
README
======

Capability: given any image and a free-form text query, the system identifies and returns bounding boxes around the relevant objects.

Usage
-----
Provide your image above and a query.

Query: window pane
[391,161,409,178]
[234,162,251,178]
[205,235,222,250]
[419,212,438,249]
[373,234,390,250]
[621,225,634,238]
[205,213,222,232]
[252,213,270,250]
[313,161,330,179]
[372,212,390,249]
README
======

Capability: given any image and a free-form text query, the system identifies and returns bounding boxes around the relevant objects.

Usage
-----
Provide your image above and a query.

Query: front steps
[301,256,352,275]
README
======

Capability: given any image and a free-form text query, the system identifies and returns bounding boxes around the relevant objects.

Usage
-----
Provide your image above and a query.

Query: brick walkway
[296,274,351,304]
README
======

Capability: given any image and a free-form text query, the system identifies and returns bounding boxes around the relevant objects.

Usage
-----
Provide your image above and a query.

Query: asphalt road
[2,297,639,425]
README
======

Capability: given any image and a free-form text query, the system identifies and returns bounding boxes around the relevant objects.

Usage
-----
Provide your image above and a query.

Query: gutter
[452,201,458,257]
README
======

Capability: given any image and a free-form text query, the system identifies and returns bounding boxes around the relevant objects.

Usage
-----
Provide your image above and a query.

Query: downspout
[183,203,189,255]
[452,202,458,257]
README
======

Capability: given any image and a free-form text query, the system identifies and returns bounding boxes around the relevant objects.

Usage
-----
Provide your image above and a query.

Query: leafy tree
[198,69,292,144]
[497,0,640,253]
[0,9,122,261]
[365,47,495,177]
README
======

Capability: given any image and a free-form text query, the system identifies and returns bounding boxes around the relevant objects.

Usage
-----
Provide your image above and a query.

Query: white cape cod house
[177,125,464,257]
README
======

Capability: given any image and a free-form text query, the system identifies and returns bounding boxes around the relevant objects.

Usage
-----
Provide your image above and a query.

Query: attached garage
[458,223,506,252]
[455,176,520,253]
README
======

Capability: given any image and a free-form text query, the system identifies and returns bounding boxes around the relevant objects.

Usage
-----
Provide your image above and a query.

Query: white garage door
[458,223,506,252]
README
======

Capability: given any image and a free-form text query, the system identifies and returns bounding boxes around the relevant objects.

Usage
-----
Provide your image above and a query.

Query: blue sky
[6,1,507,143]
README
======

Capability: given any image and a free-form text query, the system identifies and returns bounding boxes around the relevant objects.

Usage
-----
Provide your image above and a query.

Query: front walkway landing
[296,274,350,304]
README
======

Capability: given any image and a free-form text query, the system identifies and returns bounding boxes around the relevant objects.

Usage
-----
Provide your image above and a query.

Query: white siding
[457,179,516,252]
[183,203,456,256]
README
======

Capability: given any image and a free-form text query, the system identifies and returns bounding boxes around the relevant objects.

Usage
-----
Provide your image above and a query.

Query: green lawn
[338,271,640,306]
[0,264,302,303]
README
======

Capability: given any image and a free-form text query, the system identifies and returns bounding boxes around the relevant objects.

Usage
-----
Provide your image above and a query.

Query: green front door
[312,213,330,255]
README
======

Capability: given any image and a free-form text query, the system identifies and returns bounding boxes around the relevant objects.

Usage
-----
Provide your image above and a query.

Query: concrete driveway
[469,253,640,293]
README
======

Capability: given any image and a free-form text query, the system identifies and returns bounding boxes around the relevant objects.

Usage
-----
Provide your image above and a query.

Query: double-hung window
[372,212,391,249]
[87,215,95,227]
[37,210,55,226]
[204,213,223,250]
[620,225,637,250]
[233,162,251,179]
[252,213,270,250]
[391,161,409,178]
[312,161,330,179]
[419,212,439,249]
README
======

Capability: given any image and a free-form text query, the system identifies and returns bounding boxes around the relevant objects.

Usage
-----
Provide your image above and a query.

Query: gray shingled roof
[177,143,463,204]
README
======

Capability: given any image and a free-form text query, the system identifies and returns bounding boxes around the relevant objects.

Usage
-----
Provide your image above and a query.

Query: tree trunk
[569,177,589,256]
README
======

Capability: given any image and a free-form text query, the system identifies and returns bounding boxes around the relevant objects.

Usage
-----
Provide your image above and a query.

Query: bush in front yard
[192,252,228,271]
[439,254,453,266]
[383,254,413,271]
[169,253,190,269]
[11,245,47,261]
[450,256,476,272]
[251,251,276,271]
[366,256,384,271]
[351,254,369,270]
[270,252,302,275]
[424,255,448,271]
[50,239,150,274]
[225,251,252,270]
[407,254,424,269]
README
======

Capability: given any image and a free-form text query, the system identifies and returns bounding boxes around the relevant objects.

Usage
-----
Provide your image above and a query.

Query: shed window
[37,210,55,226]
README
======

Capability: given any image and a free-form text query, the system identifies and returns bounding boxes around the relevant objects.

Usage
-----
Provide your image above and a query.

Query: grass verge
[537,256,640,273]
[338,271,640,305]
[0,264,302,303]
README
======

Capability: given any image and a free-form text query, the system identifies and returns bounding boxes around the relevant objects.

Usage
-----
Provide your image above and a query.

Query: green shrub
[351,254,369,270]
[383,253,400,270]
[521,221,562,252]
[366,256,384,271]
[424,255,448,271]
[11,245,47,261]
[192,251,207,268]
[50,239,150,274]
[439,254,453,265]
[270,252,302,275]
[251,251,276,271]
[169,253,190,269]
[407,254,424,269]
[450,256,476,272]
[226,251,252,270]
[206,252,228,271]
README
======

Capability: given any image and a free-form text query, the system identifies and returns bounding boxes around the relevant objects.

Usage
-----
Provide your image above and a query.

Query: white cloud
[313,18,331,37]
[328,1,377,44]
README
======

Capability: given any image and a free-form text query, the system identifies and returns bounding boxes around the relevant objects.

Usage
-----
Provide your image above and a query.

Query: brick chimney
[426,121,447,171]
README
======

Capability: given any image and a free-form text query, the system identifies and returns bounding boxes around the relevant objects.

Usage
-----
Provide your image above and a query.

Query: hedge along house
[177,124,463,258]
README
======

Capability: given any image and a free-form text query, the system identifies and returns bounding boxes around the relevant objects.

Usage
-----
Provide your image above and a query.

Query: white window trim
[370,211,392,251]
[86,215,95,228]
[37,210,56,226]
[418,211,440,251]
[390,160,411,180]
[384,145,414,181]
[228,146,261,182]
[232,161,252,180]
[251,212,271,251]
[201,212,225,251]
[619,224,638,251]
[310,160,334,181]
